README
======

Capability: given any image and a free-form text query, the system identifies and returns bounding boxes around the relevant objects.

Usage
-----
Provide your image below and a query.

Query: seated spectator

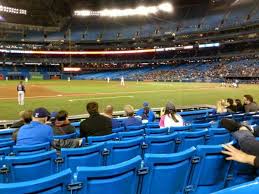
[52,110,75,135]
[122,105,142,127]
[243,95,258,113]
[11,110,33,129]
[16,107,53,146]
[103,105,121,128]
[12,110,33,142]
[80,102,112,139]
[216,99,227,113]
[235,99,245,112]
[136,102,155,123]
[226,98,237,113]
[159,102,184,128]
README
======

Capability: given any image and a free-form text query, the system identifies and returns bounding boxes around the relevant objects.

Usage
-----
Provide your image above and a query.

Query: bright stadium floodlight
[74,2,173,17]
[0,5,27,15]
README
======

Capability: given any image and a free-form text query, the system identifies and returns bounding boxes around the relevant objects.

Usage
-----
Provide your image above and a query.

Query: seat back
[191,123,211,130]
[12,142,50,156]
[145,127,169,136]
[188,145,231,194]
[106,137,144,165]
[170,125,191,133]
[177,129,208,152]
[146,122,160,129]
[75,156,142,194]
[112,127,125,133]
[206,128,230,145]
[88,133,118,144]
[141,147,196,194]
[145,133,178,154]
[118,130,144,140]
[53,132,77,139]
[125,125,145,131]
[213,177,259,194]
[0,150,57,183]
[0,141,14,158]
[0,169,72,194]
[61,143,105,172]
[0,129,15,139]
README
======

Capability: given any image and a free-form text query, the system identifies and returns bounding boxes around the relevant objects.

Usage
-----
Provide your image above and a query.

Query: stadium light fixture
[74,2,173,17]
[0,5,27,15]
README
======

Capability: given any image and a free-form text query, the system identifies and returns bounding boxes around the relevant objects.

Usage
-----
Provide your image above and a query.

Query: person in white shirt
[160,102,184,128]
[107,77,110,83]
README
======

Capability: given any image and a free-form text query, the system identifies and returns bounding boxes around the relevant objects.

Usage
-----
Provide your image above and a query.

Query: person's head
[227,98,234,106]
[143,102,149,108]
[19,110,33,124]
[165,102,176,115]
[235,99,242,106]
[244,95,253,105]
[32,107,50,123]
[56,110,68,122]
[124,105,134,117]
[86,102,99,115]
[104,105,113,117]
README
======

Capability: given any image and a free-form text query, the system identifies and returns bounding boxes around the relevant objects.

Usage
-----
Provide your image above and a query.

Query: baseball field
[0,80,258,120]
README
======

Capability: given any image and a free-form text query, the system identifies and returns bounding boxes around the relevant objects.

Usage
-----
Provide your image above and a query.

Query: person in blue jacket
[136,102,155,123]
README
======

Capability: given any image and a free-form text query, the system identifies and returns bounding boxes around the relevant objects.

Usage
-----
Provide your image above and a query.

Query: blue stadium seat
[0,150,57,183]
[106,137,144,165]
[0,169,72,194]
[213,177,259,194]
[146,122,160,129]
[0,129,15,139]
[177,129,208,152]
[145,133,178,154]
[118,129,144,140]
[206,128,230,145]
[12,142,50,156]
[0,138,13,143]
[188,145,231,194]
[170,125,191,133]
[71,121,81,130]
[74,156,142,194]
[145,127,169,136]
[0,141,14,158]
[191,123,211,130]
[88,133,118,144]
[53,132,77,139]
[112,127,125,133]
[141,147,196,194]
[61,143,105,172]
[125,125,145,131]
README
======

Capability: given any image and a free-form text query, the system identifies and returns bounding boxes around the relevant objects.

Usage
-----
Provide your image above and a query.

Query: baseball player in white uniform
[120,76,125,86]
[17,81,25,105]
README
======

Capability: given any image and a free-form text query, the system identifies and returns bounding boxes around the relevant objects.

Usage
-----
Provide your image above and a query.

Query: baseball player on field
[17,81,26,105]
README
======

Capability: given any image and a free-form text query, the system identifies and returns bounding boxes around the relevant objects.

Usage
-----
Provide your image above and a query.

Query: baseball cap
[33,107,50,118]
[143,102,149,107]
[50,112,58,120]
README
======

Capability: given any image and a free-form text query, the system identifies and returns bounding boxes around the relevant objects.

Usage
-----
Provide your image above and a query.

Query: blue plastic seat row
[0,144,233,194]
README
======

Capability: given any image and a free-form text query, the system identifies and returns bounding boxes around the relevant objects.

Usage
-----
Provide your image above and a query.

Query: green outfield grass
[0,80,258,120]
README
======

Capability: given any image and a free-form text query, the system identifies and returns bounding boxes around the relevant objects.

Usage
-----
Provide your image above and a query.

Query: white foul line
[68,95,134,102]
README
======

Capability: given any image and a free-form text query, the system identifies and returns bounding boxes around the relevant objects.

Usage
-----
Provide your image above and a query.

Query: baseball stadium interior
[0,0,259,193]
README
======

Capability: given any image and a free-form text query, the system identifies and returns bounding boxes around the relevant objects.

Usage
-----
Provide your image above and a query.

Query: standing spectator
[226,98,237,113]
[16,107,53,146]
[159,102,184,128]
[235,99,245,112]
[103,105,121,128]
[52,110,75,135]
[243,95,258,113]
[122,105,142,127]
[136,102,156,123]
[80,102,112,139]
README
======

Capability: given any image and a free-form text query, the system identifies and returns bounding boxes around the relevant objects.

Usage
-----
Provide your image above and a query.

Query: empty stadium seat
[88,133,118,144]
[145,133,178,154]
[191,123,211,130]
[74,156,142,194]
[0,129,15,139]
[145,127,169,136]
[213,177,259,194]
[206,128,230,145]
[125,125,145,131]
[0,169,72,194]
[112,127,125,133]
[0,141,14,158]
[146,122,160,129]
[0,138,13,143]
[53,132,77,139]
[61,143,105,172]
[177,129,208,152]
[118,129,144,140]
[0,150,57,183]
[106,137,144,165]
[170,125,191,132]
[141,147,196,194]
[12,142,50,156]
[188,145,232,194]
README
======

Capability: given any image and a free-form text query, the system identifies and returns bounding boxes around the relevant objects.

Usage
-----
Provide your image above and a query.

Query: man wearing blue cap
[16,107,53,146]
[136,102,155,123]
